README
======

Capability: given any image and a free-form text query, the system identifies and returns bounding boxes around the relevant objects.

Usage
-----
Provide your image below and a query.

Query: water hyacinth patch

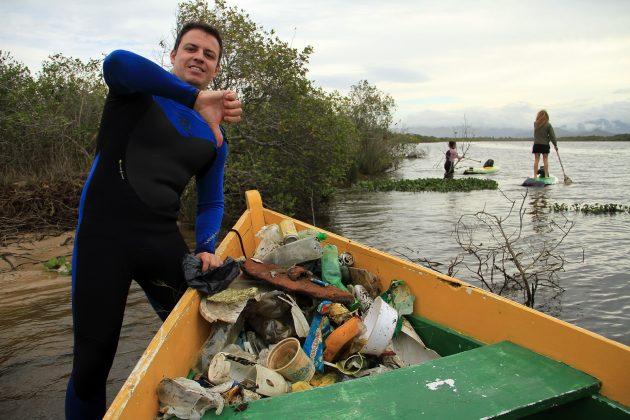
[357,178,498,193]
[550,202,630,215]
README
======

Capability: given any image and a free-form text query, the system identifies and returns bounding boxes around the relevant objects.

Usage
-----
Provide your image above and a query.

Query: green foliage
[391,132,443,144]
[550,202,630,215]
[357,178,498,192]
[0,50,106,181]
[346,80,401,174]
[43,256,72,275]
[174,0,360,220]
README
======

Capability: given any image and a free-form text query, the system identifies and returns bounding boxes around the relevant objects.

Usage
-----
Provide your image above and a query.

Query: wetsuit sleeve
[194,130,227,254]
[103,49,199,108]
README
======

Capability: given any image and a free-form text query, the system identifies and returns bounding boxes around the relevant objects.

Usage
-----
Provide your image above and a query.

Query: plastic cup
[266,337,315,383]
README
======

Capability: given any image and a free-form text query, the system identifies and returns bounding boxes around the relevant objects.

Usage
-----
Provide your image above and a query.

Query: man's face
[170,29,221,90]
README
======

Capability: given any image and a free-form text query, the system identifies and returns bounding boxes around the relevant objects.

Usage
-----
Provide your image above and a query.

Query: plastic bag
[182,254,241,295]
[156,377,225,419]
[381,280,415,335]
[195,317,245,374]
[244,291,295,344]
[253,224,282,260]
[382,280,415,316]
[348,267,381,298]
[277,294,310,337]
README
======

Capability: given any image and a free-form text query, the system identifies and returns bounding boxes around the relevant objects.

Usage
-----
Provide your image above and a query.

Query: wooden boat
[105,190,630,419]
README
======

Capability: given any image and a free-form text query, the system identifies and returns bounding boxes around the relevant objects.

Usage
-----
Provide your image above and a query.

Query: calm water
[327,141,630,345]
[1,141,628,418]
[0,273,158,418]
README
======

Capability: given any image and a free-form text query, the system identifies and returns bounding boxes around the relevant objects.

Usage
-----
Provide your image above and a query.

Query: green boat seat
[211,341,600,419]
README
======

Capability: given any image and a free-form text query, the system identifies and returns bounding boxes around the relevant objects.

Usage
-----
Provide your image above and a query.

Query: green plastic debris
[381,280,415,335]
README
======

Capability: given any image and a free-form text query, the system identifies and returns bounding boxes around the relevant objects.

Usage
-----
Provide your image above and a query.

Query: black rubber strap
[229,228,246,257]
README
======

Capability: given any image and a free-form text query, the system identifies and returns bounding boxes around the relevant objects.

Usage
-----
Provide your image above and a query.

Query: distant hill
[392,132,630,143]
[406,118,630,138]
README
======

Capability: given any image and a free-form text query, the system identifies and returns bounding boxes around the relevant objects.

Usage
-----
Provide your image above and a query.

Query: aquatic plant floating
[550,202,630,215]
[357,178,498,193]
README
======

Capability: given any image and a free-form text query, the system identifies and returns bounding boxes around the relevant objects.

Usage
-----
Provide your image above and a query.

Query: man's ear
[170,49,176,65]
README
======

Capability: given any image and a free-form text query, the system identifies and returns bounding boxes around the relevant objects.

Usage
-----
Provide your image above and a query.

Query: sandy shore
[0,231,75,294]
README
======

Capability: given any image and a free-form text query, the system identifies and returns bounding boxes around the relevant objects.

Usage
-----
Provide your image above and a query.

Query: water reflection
[528,189,550,234]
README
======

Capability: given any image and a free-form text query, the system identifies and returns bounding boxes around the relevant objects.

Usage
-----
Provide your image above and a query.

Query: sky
[2,0,630,136]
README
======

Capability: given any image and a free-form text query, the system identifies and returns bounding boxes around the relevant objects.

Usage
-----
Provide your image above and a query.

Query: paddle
[554,147,573,184]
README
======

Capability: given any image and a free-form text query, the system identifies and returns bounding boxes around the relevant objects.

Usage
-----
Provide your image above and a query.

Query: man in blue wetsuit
[65,22,242,419]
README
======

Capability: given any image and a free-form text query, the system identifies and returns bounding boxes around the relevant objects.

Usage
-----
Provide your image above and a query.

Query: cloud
[2,0,629,134]
[310,66,428,91]
[0,0,174,72]
[310,74,359,90]
[366,67,429,84]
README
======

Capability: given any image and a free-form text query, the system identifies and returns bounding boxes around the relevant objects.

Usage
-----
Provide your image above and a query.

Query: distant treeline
[393,132,630,144]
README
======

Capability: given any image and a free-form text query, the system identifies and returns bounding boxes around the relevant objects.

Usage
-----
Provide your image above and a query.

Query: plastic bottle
[297,229,328,241]
[262,236,323,267]
[321,244,349,292]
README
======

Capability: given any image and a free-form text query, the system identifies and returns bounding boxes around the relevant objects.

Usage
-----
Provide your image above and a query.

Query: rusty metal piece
[287,265,310,281]
[242,259,354,304]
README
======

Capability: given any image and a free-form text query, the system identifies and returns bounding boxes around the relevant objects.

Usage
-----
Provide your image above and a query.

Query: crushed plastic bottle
[297,229,328,241]
[261,236,323,268]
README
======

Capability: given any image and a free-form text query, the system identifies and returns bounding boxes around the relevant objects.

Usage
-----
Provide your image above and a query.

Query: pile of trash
[157,221,440,419]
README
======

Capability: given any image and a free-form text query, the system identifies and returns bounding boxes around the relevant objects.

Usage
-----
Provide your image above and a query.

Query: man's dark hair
[173,22,223,63]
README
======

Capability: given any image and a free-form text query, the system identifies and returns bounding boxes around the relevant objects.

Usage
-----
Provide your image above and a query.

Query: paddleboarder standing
[533,110,558,178]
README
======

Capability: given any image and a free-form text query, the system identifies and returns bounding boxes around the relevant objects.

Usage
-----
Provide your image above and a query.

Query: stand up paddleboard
[522,175,557,187]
